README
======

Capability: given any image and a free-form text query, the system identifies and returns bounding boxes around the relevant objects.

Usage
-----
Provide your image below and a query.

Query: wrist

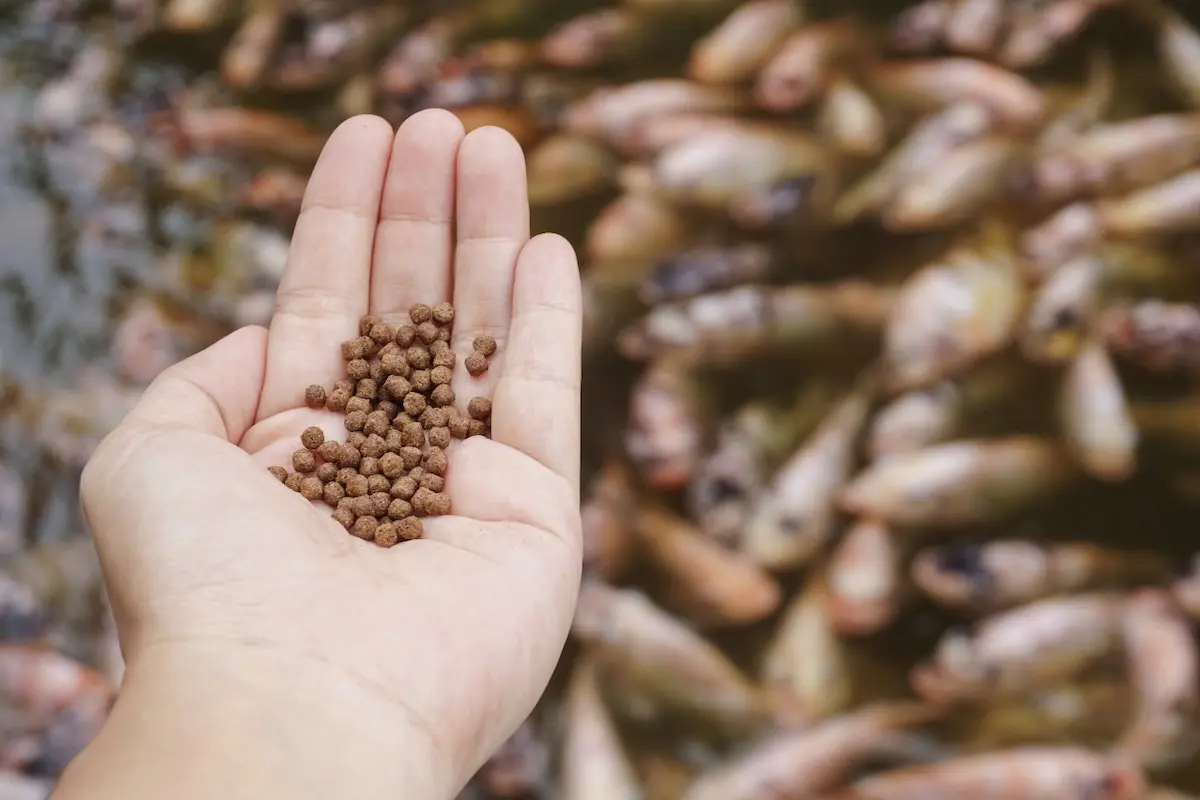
[56,641,451,800]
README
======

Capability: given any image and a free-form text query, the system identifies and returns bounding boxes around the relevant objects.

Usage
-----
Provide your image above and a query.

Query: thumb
[81,325,269,518]
[78,326,279,648]
[119,324,269,442]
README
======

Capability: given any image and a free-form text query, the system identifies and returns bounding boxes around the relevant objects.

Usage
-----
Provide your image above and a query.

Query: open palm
[79,111,583,796]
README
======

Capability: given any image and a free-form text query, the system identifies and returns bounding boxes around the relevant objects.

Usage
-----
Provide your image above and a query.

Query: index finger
[258,115,393,419]
[489,233,583,495]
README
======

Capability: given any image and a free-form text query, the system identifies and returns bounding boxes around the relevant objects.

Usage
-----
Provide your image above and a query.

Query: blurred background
[3,0,1200,797]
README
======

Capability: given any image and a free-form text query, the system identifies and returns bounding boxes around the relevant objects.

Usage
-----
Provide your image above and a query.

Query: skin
[51,111,584,800]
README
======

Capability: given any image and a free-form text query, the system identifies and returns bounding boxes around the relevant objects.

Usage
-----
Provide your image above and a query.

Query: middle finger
[371,109,464,321]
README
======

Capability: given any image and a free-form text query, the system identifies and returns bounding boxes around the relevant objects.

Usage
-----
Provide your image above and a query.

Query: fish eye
[933,543,992,589]
[709,477,744,505]
[777,514,807,537]
[1051,306,1080,331]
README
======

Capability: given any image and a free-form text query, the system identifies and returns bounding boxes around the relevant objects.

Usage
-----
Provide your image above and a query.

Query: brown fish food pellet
[410,369,432,393]
[473,333,497,357]
[332,507,355,530]
[369,322,395,346]
[377,400,399,420]
[467,397,492,420]
[300,477,323,501]
[396,517,423,541]
[356,336,378,359]
[395,325,416,348]
[268,303,489,547]
[406,346,431,370]
[423,447,449,476]
[431,384,455,407]
[428,427,451,448]
[353,516,378,541]
[345,473,369,498]
[361,434,387,459]
[379,452,405,479]
[359,315,381,337]
[384,375,412,401]
[423,408,448,429]
[403,391,427,416]
[323,481,345,506]
[327,389,350,413]
[364,410,391,437]
[356,378,378,401]
[305,385,326,409]
[425,492,452,516]
[390,476,417,500]
[399,421,425,447]
[301,426,325,450]
[416,321,440,344]
[375,523,399,548]
[346,396,372,416]
[399,446,423,469]
[381,352,408,377]
[318,441,343,464]
[412,487,434,513]
[465,352,488,376]
[293,450,317,473]
[351,495,375,518]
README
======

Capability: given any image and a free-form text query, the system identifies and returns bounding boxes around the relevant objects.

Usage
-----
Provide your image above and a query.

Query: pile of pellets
[267,303,496,547]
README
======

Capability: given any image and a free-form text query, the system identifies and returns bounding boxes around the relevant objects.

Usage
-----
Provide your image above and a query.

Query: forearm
[53,643,449,800]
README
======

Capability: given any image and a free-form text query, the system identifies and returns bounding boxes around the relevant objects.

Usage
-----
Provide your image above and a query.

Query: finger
[490,234,582,493]
[259,115,394,419]
[371,109,464,319]
[450,126,529,405]
[122,325,269,441]
[81,325,269,518]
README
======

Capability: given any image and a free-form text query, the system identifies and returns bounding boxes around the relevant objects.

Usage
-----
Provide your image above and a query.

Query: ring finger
[449,126,529,407]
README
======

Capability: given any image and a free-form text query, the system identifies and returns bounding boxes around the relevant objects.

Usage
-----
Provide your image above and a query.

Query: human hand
[58,111,583,800]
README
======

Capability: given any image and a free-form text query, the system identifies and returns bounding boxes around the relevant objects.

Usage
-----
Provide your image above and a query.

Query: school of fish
[3,0,1200,797]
